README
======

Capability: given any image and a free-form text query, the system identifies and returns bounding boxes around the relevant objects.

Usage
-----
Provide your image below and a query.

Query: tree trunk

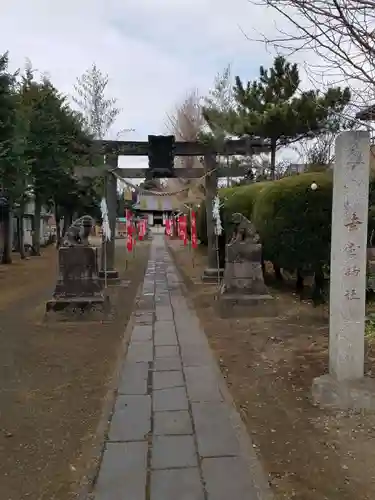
[273,263,283,281]
[312,265,326,306]
[204,154,218,270]
[2,208,12,264]
[62,212,72,237]
[32,195,42,256]
[261,254,266,278]
[54,203,61,247]
[296,269,304,292]
[218,232,226,268]
[270,140,277,180]
[13,217,20,252]
[62,217,68,237]
[18,205,26,259]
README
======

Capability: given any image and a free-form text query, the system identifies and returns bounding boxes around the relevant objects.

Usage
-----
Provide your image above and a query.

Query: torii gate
[75,137,269,281]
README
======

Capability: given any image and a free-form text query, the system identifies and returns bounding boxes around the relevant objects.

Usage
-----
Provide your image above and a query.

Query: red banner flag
[138,220,146,241]
[137,220,144,241]
[165,219,171,236]
[191,211,197,249]
[143,220,146,239]
[182,215,188,246]
[126,232,133,252]
[126,212,133,252]
[126,235,132,251]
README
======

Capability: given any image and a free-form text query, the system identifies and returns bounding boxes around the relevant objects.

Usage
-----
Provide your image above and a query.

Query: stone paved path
[93,235,272,500]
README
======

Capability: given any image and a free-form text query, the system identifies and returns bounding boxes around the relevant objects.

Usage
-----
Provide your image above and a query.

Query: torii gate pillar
[98,154,120,282]
[202,154,223,282]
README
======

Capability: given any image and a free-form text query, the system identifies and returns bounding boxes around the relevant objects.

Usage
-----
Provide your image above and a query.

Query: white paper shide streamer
[100,198,111,241]
[212,195,223,236]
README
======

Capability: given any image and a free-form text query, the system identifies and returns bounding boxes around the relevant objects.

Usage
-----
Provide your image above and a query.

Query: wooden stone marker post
[312,130,375,409]
[330,131,369,380]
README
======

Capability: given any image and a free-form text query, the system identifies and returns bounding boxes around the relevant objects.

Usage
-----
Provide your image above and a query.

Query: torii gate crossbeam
[75,137,270,282]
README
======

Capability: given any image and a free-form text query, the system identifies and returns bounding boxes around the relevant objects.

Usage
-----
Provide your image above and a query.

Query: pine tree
[204,56,351,179]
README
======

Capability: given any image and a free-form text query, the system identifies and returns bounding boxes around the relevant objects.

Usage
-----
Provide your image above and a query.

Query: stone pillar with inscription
[312,130,375,410]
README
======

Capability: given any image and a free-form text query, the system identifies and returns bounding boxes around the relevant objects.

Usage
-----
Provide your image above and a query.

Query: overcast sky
[1,0,319,171]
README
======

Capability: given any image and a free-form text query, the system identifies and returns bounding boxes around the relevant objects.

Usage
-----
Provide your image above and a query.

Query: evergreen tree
[21,69,97,253]
[72,63,121,140]
[0,55,100,260]
[204,56,351,179]
[0,52,16,262]
[0,52,31,262]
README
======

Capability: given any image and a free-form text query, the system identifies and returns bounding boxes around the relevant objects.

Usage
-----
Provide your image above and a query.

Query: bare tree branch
[165,89,206,205]
[166,88,205,170]
[248,0,375,112]
[296,132,336,165]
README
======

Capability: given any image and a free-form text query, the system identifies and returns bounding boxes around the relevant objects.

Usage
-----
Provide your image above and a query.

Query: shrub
[252,172,333,272]
[221,182,267,238]
[369,176,375,206]
[197,172,375,275]
[221,182,267,218]
[368,205,375,246]
[197,183,264,244]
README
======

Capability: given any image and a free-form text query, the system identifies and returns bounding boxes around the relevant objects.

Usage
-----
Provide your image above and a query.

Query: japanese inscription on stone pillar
[329,131,370,381]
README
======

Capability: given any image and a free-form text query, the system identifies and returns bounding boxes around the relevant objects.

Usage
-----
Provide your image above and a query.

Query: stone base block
[217,293,277,318]
[54,246,104,297]
[312,374,375,411]
[45,296,110,321]
[202,268,224,283]
[98,269,121,284]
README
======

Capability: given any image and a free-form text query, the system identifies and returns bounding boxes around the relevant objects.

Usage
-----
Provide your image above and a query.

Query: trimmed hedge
[252,172,333,272]
[197,173,375,275]
[221,182,267,240]
[197,182,267,244]
[368,205,375,245]
[221,182,268,219]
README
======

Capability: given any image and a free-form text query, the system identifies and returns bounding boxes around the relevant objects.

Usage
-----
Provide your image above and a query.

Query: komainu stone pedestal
[217,213,276,318]
[46,246,108,320]
[312,374,375,411]
[202,267,224,283]
[218,293,276,318]
[98,269,120,284]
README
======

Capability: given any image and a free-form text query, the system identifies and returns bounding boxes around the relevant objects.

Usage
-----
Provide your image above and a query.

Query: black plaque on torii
[85,136,269,157]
